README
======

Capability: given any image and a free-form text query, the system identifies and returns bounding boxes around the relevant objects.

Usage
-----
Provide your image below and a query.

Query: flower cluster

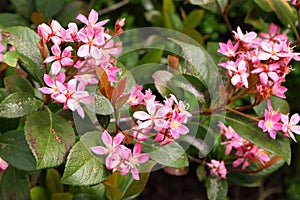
[218,24,300,141]
[91,130,149,180]
[38,9,125,118]
[206,159,227,179]
[130,87,192,145]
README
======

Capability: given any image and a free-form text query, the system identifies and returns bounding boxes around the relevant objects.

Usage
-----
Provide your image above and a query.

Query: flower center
[265,120,274,130]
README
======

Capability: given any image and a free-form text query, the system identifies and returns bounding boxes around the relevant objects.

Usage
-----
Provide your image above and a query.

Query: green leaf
[0,13,29,27]
[69,184,106,200]
[4,74,35,95]
[244,8,265,29]
[138,48,164,66]
[24,110,75,169]
[56,1,88,27]
[143,141,189,168]
[162,0,175,29]
[2,26,45,81]
[253,95,290,116]
[190,0,227,12]
[183,9,204,29]
[206,176,228,200]
[10,0,34,19]
[170,39,225,108]
[35,0,64,19]
[2,51,44,85]
[0,130,36,171]
[61,131,109,186]
[104,179,123,200]
[152,70,174,97]
[254,0,272,12]
[46,168,64,195]
[87,91,114,115]
[0,166,30,200]
[30,186,50,200]
[51,192,73,200]
[223,115,291,164]
[0,88,9,102]
[266,0,298,37]
[196,165,207,182]
[0,92,42,118]
[122,160,156,199]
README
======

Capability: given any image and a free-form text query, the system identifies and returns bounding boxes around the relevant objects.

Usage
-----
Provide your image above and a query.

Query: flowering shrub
[1,0,300,199]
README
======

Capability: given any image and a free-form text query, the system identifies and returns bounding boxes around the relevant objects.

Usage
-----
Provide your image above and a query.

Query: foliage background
[1,0,300,199]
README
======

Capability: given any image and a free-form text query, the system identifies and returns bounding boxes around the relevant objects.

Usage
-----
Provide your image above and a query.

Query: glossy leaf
[2,50,44,85]
[266,0,298,37]
[46,168,64,195]
[137,48,164,66]
[253,95,290,116]
[170,39,225,108]
[143,141,189,168]
[35,0,65,19]
[223,115,291,164]
[30,186,50,200]
[61,131,109,186]
[190,0,227,12]
[206,176,228,200]
[70,184,106,200]
[254,0,272,12]
[0,130,36,171]
[0,166,30,200]
[3,26,45,72]
[0,92,42,118]
[87,91,114,115]
[152,70,173,97]
[4,74,35,95]
[24,110,75,169]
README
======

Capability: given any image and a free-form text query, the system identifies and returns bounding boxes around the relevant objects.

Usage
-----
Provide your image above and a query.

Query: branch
[98,0,129,15]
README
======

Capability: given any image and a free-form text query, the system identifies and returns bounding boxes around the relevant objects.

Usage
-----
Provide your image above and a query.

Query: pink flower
[128,85,144,106]
[206,160,227,179]
[77,27,105,58]
[168,111,189,139]
[233,26,257,45]
[258,100,282,139]
[76,9,109,30]
[75,74,98,90]
[37,20,65,45]
[39,73,66,99]
[281,113,300,142]
[44,45,74,75]
[230,58,249,88]
[0,158,9,171]
[90,131,125,169]
[218,40,239,58]
[121,143,150,180]
[258,41,284,61]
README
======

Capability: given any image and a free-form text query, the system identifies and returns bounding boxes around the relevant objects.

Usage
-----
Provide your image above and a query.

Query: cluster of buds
[38,9,125,118]
[218,24,300,141]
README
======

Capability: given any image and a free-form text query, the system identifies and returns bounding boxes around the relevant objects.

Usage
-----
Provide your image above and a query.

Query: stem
[226,107,260,122]
[98,0,129,15]
[215,0,232,33]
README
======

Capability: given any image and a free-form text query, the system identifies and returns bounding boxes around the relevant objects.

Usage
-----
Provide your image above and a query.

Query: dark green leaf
[35,0,65,19]
[0,130,36,171]
[190,0,227,12]
[0,13,29,27]
[30,186,50,200]
[170,39,225,108]
[0,88,9,102]
[184,9,204,28]
[162,0,175,29]
[254,0,272,12]
[4,74,35,95]
[61,131,109,186]
[56,1,88,27]
[152,70,174,97]
[87,91,114,115]
[196,165,207,182]
[267,0,298,37]
[104,179,123,200]
[253,95,290,116]
[24,110,75,169]
[143,141,189,168]
[0,166,30,200]
[69,184,106,200]
[244,8,265,29]
[223,115,291,164]
[10,0,34,19]
[51,192,73,200]
[3,26,45,70]
[206,176,228,200]
[0,92,42,118]
[2,51,44,85]
[138,48,164,66]
[46,168,64,195]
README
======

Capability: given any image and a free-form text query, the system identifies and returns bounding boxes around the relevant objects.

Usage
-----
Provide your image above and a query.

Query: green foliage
[206,176,228,200]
